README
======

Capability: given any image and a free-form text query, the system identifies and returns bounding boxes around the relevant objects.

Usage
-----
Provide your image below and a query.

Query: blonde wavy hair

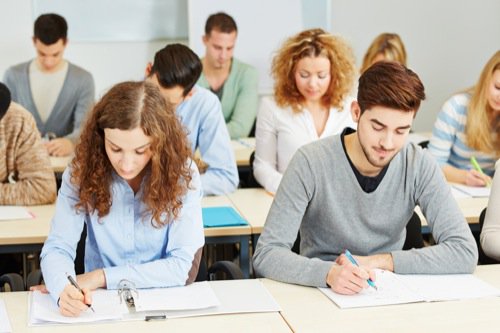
[272,28,355,112]
[360,33,407,74]
[71,81,193,227]
[465,50,500,155]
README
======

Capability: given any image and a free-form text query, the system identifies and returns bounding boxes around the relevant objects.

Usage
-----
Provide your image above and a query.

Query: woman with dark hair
[40,81,204,317]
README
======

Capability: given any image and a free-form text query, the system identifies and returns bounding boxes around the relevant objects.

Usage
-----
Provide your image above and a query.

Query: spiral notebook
[202,206,248,228]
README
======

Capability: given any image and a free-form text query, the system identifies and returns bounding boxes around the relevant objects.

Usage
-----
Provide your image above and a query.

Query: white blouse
[253,96,356,193]
[480,159,500,260]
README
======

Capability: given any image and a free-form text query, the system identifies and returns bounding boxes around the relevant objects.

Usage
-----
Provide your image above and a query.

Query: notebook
[202,206,248,228]
[319,269,500,309]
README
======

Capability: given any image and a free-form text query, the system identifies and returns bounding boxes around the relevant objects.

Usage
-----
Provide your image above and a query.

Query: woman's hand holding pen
[465,169,491,187]
[58,283,93,317]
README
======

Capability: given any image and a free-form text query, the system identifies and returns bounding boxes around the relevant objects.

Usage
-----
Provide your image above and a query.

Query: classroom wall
[1,1,499,131]
[330,0,500,131]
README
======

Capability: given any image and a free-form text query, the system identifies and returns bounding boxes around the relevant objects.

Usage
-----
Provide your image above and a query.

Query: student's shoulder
[400,142,438,174]
[442,93,470,114]
[4,61,30,76]
[232,58,257,74]
[2,102,37,131]
[67,62,94,81]
[297,135,339,161]
[192,85,220,106]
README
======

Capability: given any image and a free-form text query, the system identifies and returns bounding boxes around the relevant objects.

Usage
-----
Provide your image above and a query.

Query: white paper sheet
[29,290,126,325]
[134,281,219,312]
[452,184,491,197]
[163,279,281,318]
[319,270,500,309]
[0,299,12,333]
[0,206,33,221]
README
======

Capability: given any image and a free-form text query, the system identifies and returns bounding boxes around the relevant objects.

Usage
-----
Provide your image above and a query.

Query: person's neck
[202,58,231,81]
[344,132,383,177]
[302,100,327,114]
[35,59,66,74]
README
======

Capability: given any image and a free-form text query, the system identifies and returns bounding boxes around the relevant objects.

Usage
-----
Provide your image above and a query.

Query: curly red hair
[272,28,355,112]
[71,81,193,227]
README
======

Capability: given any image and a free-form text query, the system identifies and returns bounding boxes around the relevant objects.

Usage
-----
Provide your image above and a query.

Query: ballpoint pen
[343,250,378,290]
[470,156,491,187]
[66,273,95,312]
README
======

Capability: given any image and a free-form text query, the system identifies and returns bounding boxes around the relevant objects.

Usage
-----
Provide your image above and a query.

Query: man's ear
[202,34,208,46]
[350,100,361,123]
[144,62,153,77]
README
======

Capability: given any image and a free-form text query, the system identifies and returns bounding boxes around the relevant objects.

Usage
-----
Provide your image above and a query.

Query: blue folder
[202,206,248,228]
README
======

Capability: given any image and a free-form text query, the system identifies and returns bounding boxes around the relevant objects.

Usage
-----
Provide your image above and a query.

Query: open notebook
[319,270,500,309]
[29,279,280,325]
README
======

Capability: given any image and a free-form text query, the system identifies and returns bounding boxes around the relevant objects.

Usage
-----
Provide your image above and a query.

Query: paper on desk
[134,281,219,312]
[0,206,33,221]
[319,270,500,309]
[164,279,281,318]
[452,184,490,197]
[0,299,12,333]
[29,290,126,325]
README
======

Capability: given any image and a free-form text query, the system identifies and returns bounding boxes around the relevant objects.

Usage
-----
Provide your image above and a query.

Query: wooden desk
[263,264,500,333]
[0,291,291,333]
[49,156,72,174]
[202,195,252,278]
[0,197,252,278]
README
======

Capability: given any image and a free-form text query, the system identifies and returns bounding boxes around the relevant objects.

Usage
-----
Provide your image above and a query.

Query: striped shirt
[428,93,497,176]
[0,102,56,205]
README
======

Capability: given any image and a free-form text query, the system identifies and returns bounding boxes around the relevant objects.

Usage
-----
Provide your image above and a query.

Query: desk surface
[0,196,252,249]
[0,291,291,333]
[228,188,273,234]
[231,138,255,167]
[262,264,500,333]
[49,156,72,174]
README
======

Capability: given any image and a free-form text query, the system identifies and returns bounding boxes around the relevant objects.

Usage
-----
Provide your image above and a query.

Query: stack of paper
[319,270,500,309]
[0,299,12,332]
[452,184,491,198]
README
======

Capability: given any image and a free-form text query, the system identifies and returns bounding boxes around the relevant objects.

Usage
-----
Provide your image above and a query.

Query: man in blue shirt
[146,44,239,196]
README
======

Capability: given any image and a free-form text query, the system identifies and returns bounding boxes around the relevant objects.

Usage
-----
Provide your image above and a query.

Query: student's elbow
[481,233,500,262]
[460,239,479,273]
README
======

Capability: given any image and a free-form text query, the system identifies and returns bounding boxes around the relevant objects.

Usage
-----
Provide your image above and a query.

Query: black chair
[245,151,263,189]
[0,273,24,292]
[478,208,499,265]
[418,140,429,149]
[402,211,425,250]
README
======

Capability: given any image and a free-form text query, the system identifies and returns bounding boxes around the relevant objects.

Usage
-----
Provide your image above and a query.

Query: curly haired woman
[253,28,356,194]
[40,81,204,317]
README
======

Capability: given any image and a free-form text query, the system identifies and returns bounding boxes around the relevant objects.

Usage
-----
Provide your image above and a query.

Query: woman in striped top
[428,51,500,186]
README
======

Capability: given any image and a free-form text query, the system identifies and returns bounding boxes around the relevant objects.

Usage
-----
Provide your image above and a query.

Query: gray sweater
[3,61,94,142]
[253,134,478,287]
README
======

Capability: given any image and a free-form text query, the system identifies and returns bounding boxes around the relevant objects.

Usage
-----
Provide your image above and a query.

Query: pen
[470,156,491,187]
[343,250,378,290]
[66,273,95,312]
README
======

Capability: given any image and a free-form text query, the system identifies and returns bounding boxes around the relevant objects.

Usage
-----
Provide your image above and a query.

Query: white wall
[0,0,184,99]
[2,0,499,131]
[330,0,500,131]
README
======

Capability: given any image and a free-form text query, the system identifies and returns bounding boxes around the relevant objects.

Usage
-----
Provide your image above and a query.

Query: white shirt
[253,96,356,193]
[29,60,68,123]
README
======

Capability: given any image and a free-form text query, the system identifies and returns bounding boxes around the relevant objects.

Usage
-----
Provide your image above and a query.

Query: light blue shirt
[428,93,497,176]
[177,85,239,195]
[40,163,205,304]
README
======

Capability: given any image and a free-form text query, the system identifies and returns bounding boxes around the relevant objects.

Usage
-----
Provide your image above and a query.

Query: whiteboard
[188,0,303,94]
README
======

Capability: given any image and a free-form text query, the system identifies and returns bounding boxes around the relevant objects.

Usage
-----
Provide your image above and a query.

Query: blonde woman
[253,28,356,194]
[360,33,407,74]
[428,51,500,186]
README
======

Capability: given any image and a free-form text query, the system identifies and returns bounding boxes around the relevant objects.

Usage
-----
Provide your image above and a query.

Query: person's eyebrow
[105,138,151,150]
[371,119,411,130]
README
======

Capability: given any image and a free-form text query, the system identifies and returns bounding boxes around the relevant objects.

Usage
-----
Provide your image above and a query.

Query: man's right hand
[326,261,374,295]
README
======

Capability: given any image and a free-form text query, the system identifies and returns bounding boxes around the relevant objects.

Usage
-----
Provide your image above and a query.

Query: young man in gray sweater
[253,61,478,295]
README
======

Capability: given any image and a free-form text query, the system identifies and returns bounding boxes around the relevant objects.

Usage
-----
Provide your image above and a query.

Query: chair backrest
[0,273,24,292]
[245,150,263,189]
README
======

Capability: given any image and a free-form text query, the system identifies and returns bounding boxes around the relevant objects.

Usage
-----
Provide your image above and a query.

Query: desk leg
[239,235,250,279]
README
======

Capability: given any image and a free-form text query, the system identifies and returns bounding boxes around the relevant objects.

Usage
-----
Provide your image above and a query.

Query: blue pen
[344,250,378,290]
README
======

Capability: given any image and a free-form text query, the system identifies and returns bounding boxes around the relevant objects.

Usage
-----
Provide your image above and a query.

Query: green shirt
[198,58,258,139]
